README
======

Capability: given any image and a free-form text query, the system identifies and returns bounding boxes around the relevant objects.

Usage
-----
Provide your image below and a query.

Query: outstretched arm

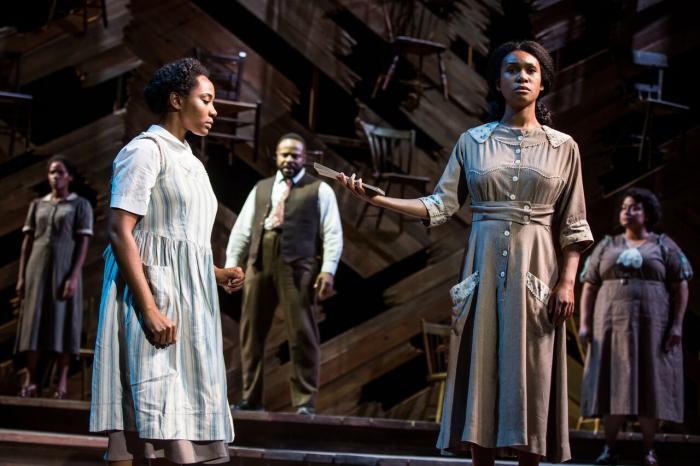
[336,172,428,219]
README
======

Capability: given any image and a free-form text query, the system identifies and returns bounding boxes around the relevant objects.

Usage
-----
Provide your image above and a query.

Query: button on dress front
[90,125,234,448]
[420,122,593,462]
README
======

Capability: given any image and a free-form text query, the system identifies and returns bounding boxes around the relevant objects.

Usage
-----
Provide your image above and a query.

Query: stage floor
[1,396,698,464]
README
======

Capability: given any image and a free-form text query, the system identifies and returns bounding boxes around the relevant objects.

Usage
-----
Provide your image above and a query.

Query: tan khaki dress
[420,122,593,462]
[580,233,693,423]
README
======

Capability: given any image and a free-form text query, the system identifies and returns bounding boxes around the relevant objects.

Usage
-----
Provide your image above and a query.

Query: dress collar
[467,121,571,148]
[147,124,190,151]
[42,192,78,202]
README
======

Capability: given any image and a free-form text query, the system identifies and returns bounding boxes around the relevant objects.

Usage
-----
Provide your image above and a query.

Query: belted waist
[470,201,554,226]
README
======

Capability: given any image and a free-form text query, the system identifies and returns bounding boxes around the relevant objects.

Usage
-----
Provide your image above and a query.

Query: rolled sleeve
[556,141,593,251]
[421,133,470,228]
[419,194,449,227]
[662,236,694,282]
[74,197,94,236]
[110,138,161,216]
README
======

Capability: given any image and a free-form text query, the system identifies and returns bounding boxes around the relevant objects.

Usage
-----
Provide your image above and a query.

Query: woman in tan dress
[338,41,592,465]
[579,187,692,466]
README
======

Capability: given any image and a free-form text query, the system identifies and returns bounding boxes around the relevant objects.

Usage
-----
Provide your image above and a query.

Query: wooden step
[2,409,699,465]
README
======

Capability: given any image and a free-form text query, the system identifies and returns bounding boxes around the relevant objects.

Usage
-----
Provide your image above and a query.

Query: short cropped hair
[47,154,77,177]
[143,58,210,114]
[277,132,306,150]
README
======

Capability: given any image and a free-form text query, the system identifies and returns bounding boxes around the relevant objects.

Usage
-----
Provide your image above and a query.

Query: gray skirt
[106,431,229,464]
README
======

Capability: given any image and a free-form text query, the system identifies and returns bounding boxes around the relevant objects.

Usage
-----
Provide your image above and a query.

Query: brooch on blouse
[616,247,643,269]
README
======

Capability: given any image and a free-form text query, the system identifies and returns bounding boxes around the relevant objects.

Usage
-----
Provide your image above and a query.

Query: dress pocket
[126,264,177,385]
[449,271,479,334]
[526,272,554,336]
[142,264,172,313]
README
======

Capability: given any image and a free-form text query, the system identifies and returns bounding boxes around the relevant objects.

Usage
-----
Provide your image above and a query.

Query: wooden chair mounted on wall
[629,50,689,165]
[421,319,449,423]
[193,48,261,162]
[373,0,449,101]
[47,0,108,35]
[355,118,430,232]
[193,48,247,101]
[0,91,33,161]
[601,50,690,198]
[202,99,261,163]
[0,52,32,161]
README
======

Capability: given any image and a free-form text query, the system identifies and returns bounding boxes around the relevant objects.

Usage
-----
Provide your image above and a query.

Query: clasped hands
[215,266,246,294]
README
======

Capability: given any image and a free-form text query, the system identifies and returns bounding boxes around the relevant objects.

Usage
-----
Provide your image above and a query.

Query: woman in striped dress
[90,58,244,464]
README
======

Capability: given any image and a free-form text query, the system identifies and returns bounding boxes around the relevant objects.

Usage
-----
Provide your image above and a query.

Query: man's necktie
[268,179,293,229]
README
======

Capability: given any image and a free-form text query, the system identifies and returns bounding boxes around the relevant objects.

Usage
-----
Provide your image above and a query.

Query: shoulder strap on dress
[134,133,166,170]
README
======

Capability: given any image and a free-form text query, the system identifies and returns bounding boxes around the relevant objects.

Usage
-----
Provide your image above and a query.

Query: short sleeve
[419,133,469,227]
[556,141,594,251]
[579,235,611,286]
[74,197,94,236]
[22,200,38,233]
[110,138,161,216]
[661,236,693,282]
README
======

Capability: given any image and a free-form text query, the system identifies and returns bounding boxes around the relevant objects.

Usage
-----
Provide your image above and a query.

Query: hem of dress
[105,430,230,464]
[438,435,571,464]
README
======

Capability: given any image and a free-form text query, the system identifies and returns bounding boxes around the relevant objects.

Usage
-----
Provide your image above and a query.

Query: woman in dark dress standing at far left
[15,155,93,398]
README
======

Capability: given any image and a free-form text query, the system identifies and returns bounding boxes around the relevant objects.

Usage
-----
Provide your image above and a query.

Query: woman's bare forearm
[580,282,598,328]
[68,235,90,278]
[559,246,581,287]
[371,196,429,219]
[108,211,158,314]
[17,233,33,282]
[670,281,689,329]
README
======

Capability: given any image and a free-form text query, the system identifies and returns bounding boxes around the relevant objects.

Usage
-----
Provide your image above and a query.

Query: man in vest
[225,133,343,415]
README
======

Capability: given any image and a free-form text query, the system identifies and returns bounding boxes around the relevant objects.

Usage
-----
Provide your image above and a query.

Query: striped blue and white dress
[90,125,234,450]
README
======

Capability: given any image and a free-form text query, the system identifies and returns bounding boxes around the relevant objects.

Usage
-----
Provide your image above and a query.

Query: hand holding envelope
[313,162,386,196]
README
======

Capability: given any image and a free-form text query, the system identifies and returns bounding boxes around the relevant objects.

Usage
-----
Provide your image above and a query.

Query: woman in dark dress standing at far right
[579,187,692,466]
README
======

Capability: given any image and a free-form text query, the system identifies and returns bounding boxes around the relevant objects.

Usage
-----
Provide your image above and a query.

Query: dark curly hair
[143,58,210,114]
[487,41,555,126]
[620,187,662,229]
